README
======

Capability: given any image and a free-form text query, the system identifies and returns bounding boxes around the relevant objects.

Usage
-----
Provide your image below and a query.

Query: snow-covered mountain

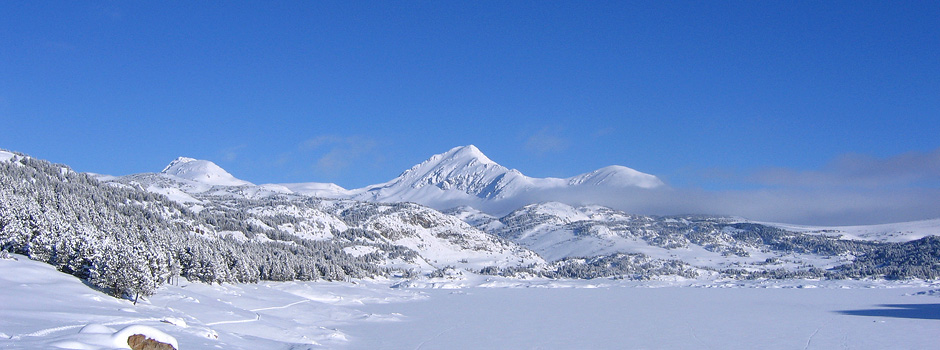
[162,157,254,187]
[106,145,666,215]
[347,145,664,213]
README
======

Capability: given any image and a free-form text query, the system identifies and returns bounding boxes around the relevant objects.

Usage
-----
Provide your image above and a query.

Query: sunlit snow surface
[0,151,15,162]
[2,255,939,349]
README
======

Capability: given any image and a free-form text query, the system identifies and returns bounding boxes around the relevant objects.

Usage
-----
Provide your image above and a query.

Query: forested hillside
[0,153,385,299]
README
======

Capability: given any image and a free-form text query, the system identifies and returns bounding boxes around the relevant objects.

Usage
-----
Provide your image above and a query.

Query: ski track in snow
[204,313,260,326]
[688,323,709,349]
[204,299,311,326]
[13,317,162,339]
[804,327,821,350]
[249,299,310,312]
[414,325,458,350]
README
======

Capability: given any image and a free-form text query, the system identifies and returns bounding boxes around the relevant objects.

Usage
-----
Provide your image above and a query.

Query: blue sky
[2,1,938,224]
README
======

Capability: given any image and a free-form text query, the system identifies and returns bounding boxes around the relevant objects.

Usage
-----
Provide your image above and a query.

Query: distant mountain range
[101,144,940,247]
[110,145,666,215]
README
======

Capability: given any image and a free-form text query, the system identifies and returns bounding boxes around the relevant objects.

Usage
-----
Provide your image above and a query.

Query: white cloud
[301,135,378,176]
[524,127,569,155]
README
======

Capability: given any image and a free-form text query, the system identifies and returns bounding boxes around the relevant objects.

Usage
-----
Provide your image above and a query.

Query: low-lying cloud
[643,148,939,225]
[475,148,940,226]
[479,185,940,226]
[752,148,940,189]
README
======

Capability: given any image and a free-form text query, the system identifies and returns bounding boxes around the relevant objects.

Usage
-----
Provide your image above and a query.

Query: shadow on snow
[837,304,940,321]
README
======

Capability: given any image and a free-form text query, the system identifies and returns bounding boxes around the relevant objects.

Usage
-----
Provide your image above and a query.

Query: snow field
[347,283,940,349]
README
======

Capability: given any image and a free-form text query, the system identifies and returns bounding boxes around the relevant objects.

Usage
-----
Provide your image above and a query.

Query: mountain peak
[362,145,515,201]
[161,157,198,173]
[440,145,496,166]
[161,157,253,187]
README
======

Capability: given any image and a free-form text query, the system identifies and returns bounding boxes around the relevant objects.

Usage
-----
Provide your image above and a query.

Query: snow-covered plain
[765,219,940,242]
[2,254,939,350]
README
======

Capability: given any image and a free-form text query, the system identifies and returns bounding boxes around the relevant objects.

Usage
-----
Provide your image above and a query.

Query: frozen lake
[345,286,940,349]
[3,255,938,349]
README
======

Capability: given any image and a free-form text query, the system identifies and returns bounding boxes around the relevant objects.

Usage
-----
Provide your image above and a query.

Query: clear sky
[2,1,938,224]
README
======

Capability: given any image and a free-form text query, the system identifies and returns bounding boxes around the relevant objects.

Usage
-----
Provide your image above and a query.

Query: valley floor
[2,255,938,349]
